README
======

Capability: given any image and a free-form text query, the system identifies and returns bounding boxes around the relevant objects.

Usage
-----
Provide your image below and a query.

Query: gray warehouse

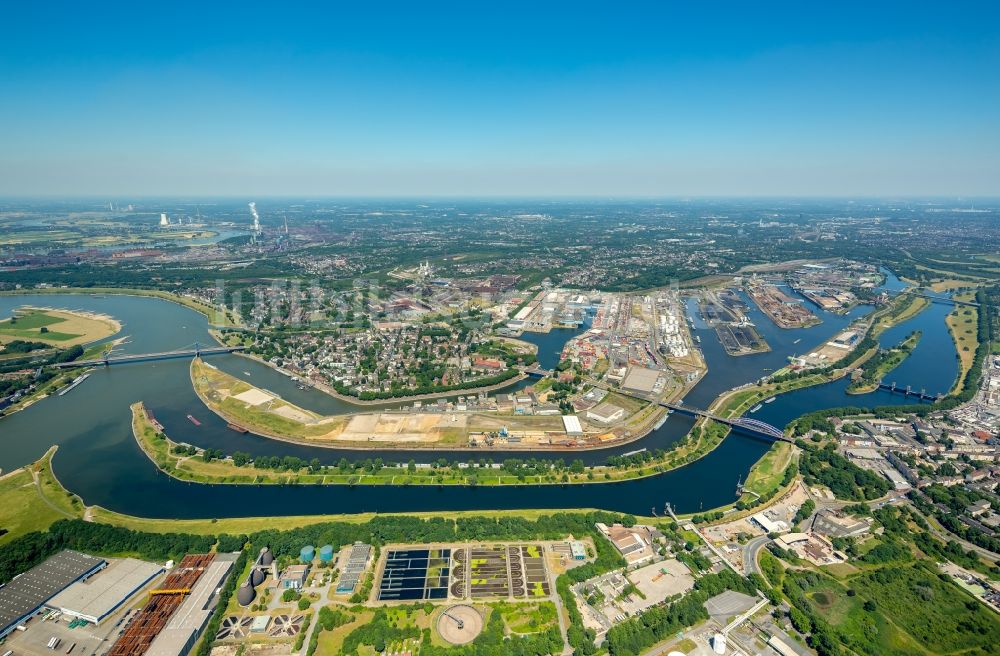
[47,558,164,625]
[0,550,106,639]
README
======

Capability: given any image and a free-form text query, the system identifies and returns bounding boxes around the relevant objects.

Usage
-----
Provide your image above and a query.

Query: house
[967,499,992,517]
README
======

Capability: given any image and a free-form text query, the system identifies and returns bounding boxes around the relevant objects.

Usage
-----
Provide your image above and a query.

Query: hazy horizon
[2,2,998,197]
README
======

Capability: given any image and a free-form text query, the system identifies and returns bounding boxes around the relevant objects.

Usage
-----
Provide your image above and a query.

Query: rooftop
[47,558,164,623]
[621,366,660,393]
[0,550,106,637]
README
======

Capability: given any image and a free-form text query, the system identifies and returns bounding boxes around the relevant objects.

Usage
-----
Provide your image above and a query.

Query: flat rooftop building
[810,510,872,539]
[621,366,661,394]
[336,543,372,595]
[587,402,625,424]
[0,550,106,639]
[562,415,583,436]
[279,564,309,590]
[47,558,164,625]
[750,512,789,534]
[144,553,236,656]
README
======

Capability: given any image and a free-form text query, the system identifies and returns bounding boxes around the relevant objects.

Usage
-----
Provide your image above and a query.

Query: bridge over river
[606,387,790,442]
[657,400,791,442]
[54,343,245,368]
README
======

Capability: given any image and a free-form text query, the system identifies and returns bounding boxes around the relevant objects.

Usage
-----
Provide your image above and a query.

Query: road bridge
[522,364,554,378]
[54,344,244,369]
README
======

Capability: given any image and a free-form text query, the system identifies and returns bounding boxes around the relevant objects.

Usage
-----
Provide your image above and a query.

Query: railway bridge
[659,401,791,442]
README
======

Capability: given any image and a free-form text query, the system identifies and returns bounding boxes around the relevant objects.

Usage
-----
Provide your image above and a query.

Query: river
[0,269,959,517]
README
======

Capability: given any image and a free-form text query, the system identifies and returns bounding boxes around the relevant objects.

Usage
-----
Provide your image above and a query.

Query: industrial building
[237,547,275,607]
[749,511,790,534]
[47,558,164,625]
[595,523,658,565]
[279,564,309,590]
[108,554,227,656]
[143,553,236,656]
[0,550,106,639]
[336,543,372,595]
[810,510,873,539]
[586,402,625,424]
[562,415,583,436]
[620,366,661,394]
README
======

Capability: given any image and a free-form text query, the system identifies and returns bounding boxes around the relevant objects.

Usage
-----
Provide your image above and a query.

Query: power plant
[249,202,261,240]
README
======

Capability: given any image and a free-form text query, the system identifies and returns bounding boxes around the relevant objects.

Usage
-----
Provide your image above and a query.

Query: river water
[0,270,958,517]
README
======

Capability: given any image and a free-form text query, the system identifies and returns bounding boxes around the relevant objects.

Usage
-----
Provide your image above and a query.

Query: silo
[237,582,255,606]
[319,545,335,563]
[300,545,315,563]
[251,567,265,586]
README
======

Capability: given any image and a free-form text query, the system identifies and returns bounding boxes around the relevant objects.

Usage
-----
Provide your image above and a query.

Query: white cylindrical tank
[712,632,727,654]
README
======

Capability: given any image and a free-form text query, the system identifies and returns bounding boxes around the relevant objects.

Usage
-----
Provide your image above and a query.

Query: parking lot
[3,606,135,656]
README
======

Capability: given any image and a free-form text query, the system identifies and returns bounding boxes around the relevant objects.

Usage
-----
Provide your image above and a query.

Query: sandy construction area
[232,388,277,406]
[333,412,468,442]
[271,404,316,423]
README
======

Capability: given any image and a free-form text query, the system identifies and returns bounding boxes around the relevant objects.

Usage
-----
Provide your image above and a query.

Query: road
[546,553,572,655]
[743,535,771,576]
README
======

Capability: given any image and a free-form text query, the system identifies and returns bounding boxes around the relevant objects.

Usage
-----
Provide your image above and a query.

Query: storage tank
[237,582,255,606]
[712,632,727,654]
[251,568,265,586]
[300,545,315,563]
[319,545,334,563]
[260,547,273,566]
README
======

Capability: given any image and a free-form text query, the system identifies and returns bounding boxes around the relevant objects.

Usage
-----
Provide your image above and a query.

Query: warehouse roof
[621,366,660,393]
[145,554,236,656]
[0,550,106,637]
[48,558,163,623]
[562,415,583,435]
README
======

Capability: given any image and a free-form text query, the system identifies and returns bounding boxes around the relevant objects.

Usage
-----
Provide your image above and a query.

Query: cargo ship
[227,423,248,433]
[58,373,90,396]
[186,414,201,426]
[653,414,669,430]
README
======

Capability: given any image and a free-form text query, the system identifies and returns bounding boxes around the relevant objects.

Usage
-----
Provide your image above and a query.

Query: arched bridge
[53,342,245,369]
[661,402,790,442]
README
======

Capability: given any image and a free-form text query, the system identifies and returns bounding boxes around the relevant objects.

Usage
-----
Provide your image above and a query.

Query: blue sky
[1,2,998,196]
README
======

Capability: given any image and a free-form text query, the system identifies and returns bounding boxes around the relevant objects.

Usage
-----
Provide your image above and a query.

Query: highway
[53,345,245,369]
